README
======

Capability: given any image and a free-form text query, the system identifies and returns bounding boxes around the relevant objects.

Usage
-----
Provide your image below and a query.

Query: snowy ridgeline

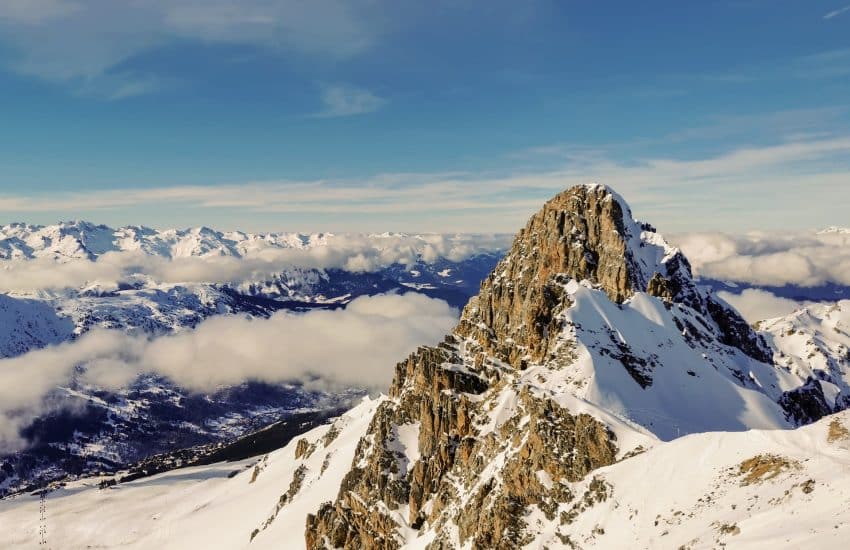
[0,221,508,347]
[0,220,509,262]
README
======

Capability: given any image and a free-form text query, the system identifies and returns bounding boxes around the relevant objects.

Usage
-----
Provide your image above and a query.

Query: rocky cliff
[303,184,837,548]
[454,184,770,370]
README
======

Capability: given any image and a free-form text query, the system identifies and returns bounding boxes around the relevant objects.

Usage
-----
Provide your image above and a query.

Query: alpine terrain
[0,225,505,495]
[1,184,848,549]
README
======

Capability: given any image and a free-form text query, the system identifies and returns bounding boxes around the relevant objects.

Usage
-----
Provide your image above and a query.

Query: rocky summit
[302,184,848,548]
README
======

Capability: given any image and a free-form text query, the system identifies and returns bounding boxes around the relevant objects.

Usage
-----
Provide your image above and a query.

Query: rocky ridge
[303,184,844,548]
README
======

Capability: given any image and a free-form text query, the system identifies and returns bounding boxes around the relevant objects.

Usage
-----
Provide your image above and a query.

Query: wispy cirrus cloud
[0,0,80,23]
[312,84,386,118]
[2,134,849,232]
[0,0,382,97]
[824,4,850,19]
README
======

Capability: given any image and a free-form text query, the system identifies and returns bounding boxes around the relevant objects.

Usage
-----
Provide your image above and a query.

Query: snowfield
[0,399,381,550]
[1,403,847,549]
[549,281,794,440]
[558,411,850,549]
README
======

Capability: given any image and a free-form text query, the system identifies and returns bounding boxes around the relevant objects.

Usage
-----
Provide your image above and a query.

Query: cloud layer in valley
[673,229,850,287]
[670,229,850,321]
[0,293,457,451]
[716,289,814,324]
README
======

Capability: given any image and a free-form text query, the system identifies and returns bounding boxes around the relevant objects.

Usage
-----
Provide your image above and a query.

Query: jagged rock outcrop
[454,184,770,370]
[303,184,819,549]
[305,337,622,549]
[779,377,834,424]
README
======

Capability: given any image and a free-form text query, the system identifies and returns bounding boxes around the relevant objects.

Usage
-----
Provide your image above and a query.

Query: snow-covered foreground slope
[528,409,850,549]
[1,404,847,549]
[0,398,380,550]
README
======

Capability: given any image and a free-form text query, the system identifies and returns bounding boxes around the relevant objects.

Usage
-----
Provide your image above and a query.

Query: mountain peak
[818,226,850,235]
[455,184,767,369]
[303,185,802,548]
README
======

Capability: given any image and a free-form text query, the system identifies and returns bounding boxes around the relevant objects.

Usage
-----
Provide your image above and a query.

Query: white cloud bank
[0,293,457,451]
[717,289,813,324]
[671,229,850,322]
[673,229,850,287]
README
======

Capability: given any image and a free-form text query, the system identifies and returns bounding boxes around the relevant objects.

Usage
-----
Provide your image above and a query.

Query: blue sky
[0,0,848,233]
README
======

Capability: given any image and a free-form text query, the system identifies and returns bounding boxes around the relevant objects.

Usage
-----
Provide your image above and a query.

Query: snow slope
[2,403,847,549]
[0,398,381,550]
[526,409,850,549]
[759,299,850,410]
[553,281,796,440]
[0,294,74,357]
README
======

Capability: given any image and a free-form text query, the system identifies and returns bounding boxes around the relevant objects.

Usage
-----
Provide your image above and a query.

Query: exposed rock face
[779,378,834,424]
[305,336,620,549]
[303,184,806,548]
[455,184,770,369]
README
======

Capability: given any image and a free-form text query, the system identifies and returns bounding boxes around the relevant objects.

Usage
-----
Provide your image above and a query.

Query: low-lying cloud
[717,289,813,323]
[0,293,457,451]
[673,229,850,287]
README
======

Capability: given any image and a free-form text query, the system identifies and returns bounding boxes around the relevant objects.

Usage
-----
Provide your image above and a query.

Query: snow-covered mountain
[291,184,848,549]
[2,184,848,549]
[758,300,850,414]
[0,222,506,335]
[818,226,850,235]
[0,220,325,260]
[0,294,74,357]
[0,220,507,263]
